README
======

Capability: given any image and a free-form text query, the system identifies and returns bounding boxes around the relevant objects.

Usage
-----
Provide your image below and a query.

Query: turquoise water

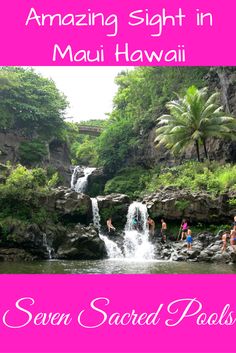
[0,259,235,274]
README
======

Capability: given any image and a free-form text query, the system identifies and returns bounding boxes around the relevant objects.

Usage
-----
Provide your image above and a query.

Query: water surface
[0,259,235,274]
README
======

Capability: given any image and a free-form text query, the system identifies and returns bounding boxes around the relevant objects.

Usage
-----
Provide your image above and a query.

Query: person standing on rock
[147,217,155,237]
[221,231,229,253]
[160,219,167,242]
[181,219,188,240]
[233,216,236,231]
[230,229,236,252]
[107,218,116,233]
[186,229,193,250]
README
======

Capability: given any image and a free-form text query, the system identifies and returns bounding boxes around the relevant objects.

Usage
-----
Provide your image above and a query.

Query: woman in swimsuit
[181,219,188,240]
[230,230,236,252]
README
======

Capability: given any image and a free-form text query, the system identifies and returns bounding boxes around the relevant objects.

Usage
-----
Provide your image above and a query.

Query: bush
[104,167,151,198]
[145,161,236,196]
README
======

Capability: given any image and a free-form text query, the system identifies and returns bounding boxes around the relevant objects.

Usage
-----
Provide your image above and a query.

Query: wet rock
[212,252,231,263]
[97,193,131,229]
[57,224,107,260]
[55,187,93,224]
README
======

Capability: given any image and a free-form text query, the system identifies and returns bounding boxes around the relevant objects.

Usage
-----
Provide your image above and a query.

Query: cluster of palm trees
[155,86,236,162]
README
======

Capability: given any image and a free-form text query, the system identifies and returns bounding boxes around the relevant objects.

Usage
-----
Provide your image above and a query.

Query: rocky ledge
[143,187,236,224]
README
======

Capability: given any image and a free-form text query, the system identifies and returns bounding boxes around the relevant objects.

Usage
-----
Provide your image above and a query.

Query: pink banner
[0,275,235,353]
[0,0,235,65]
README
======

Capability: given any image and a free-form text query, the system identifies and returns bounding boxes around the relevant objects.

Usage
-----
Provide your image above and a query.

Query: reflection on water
[0,259,236,274]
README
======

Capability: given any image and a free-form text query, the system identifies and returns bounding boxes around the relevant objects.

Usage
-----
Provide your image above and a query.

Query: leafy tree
[0,67,68,139]
[156,86,236,161]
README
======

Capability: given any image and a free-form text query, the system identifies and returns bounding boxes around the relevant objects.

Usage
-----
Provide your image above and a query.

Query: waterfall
[71,166,95,193]
[91,198,123,259]
[123,202,154,260]
[43,233,53,260]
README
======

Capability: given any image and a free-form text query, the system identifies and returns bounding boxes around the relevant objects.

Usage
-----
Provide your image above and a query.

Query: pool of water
[0,259,235,274]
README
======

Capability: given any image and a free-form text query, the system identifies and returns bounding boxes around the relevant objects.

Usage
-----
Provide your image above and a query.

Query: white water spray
[71,166,95,193]
[91,198,123,259]
[123,202,154,260]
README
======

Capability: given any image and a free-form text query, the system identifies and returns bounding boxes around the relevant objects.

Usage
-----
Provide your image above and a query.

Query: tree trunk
[203,139,208,160]
[195,140,200,162]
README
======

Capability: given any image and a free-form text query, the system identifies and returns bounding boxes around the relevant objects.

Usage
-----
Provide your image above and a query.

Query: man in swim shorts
[186,229,193,250]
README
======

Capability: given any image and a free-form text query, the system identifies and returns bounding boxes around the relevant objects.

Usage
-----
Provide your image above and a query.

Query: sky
[34,66,132,122]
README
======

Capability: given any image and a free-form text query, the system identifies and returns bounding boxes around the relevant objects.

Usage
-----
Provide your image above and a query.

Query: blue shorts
[186,235,193,244]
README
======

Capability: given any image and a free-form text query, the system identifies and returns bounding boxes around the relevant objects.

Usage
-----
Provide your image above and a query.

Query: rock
[197,250,213,262]
[186,249,201,260]
[143,189,232,224]
[55,187,93,224]
[212,252,231,263]
[97,193,131,229]
[0,248,36,262]
[0,223,53,259]
[87,168,109,197]
[57,224,107,260]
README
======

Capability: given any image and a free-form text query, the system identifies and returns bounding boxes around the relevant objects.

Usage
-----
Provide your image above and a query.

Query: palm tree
[155,86,236,162]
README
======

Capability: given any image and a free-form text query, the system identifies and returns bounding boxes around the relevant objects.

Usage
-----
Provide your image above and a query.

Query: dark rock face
[48,139,71,185]
[0,222,107,262]
[0,131,71,185]
[54,187,93,225]
[57,224,107,260]
[143,188,235,224]
[87,168,109,197]
[97,193,131,229]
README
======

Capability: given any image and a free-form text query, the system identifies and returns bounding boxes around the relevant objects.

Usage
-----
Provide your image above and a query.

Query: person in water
[181,219,188,240]
[160,219,167,242]
[107,218,116,233]
[221,231,229,253]
[147,217,155,237]
[132,217,138,230]
[186,229,193,250]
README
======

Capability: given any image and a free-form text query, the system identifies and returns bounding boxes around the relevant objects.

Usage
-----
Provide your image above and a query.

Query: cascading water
[123,202,154,260]
[71,166,95,193]
[91,198,123,259]
[43,233,53,260]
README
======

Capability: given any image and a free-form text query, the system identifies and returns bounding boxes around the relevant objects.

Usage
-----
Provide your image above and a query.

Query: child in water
[186,229,193,250]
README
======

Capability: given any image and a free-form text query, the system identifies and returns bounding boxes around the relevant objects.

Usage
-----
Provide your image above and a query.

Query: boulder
[87,168,109,197]
[54,187,93,224]
[97,193,131,229]
[143,188,231,224]
[57,224,107,260]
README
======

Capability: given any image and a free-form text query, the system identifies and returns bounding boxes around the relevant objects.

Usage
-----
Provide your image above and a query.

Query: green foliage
[145,161,236,195]
[74,137,99,166]
[0,165,58,225]
[96,67,209,173]
[19,140,48,165]
[104,167,151,198]
[98,119,138,174]
[0,67,68,139]
[228,199,236,207]
[175,200,190,212]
